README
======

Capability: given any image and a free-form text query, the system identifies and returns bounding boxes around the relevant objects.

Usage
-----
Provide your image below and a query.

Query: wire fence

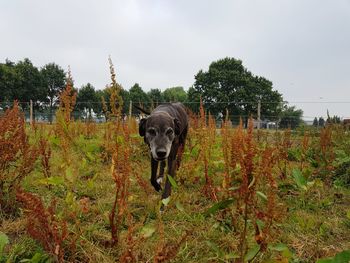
[1,100,349,125]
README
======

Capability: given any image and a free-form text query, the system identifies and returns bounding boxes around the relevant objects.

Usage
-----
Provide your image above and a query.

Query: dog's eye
[166,129,173,136]
[148,129,156,136]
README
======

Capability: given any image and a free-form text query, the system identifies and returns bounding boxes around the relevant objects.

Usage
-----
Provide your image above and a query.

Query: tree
[319,117,325,127]
[0,60,17,103]
[279,105,303,129]
[313,117,319,127]
[120,88,130,115]
[129,83,151,114]
[77,83,97,119]
[326,110,341,124]
[186,86,201,113]
[193,57,283,126]
[147,88,164,107]
[40,63,66,123]
[162,86,187,103]
[5,59,43,107]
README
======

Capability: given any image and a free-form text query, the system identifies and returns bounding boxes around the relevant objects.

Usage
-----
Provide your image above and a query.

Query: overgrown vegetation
[1,74,349,262]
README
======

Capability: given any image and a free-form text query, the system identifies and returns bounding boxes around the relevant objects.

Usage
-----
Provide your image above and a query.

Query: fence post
[257,99,261,129]
[30,100,33,127]
[129,100,132,119]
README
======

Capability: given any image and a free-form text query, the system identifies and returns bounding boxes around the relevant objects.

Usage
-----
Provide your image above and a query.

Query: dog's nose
[156,150,167,159]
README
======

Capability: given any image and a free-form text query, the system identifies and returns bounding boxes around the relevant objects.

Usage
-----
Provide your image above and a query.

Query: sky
[1,0,350,120]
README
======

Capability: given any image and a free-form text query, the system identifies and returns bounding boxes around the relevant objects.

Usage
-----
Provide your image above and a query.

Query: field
[1,102,350,263]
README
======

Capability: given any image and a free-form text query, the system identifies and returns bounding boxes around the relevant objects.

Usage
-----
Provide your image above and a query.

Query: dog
[138,103,188,202]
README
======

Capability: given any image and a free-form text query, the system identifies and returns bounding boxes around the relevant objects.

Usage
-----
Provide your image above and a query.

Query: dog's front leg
[161,153,177,201]
[151,157,161,192]
[157,160,166,185]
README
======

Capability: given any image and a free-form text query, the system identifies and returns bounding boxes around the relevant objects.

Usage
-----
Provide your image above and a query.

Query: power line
[2,100,350,104]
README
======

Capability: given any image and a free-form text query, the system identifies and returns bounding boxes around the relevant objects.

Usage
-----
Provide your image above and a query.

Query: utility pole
[257,99,261,129]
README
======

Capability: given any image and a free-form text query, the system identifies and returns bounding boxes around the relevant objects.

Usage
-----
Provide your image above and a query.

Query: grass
[1,118,350,262]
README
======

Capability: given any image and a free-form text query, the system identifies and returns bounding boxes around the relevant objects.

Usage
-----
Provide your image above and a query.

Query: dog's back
[152,103,188,133]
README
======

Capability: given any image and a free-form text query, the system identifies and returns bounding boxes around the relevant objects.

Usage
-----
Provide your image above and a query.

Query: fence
[1,100,350,128]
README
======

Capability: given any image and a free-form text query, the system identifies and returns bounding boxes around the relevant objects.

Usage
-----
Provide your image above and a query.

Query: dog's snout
[156,149,167,159]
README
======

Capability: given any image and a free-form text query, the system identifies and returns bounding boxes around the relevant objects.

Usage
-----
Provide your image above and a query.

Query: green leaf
[140,225,156,238]
[206,241,224,257]
[256,191,267,201]
[334,250,350,262]
[268,243,288,252]
[38,176,64,186]
[244,244,260,262]
[315,250,350,263]
[292,169,307,190]
[65,167,74,183]
[224,252,240,259]
[203,198,234,216]
[162,197,170,206]
[316,259,333,263]
[0,232,9,257]
[346,210,350,220]
[175,201,184,212]
[167,175,178,189]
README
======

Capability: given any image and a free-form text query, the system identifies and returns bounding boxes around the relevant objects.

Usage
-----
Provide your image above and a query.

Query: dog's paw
[151,180,162,192]
[156,176,163,184]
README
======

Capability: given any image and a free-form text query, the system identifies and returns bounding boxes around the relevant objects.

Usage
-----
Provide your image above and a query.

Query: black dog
[138,103,188,201]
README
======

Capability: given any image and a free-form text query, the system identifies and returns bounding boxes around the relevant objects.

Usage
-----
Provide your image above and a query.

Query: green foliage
[0,232,9,258]
[244,244,260,262]
[316,250,350,263]
[40,63,66,122]
[203,198,234,216]
[162,86,187,103]
[279,105,304,129]
[147,88,164,106]
[333,148,350,186]
[193,57,283,123]
[76,83,98,119]
[129,83,151,113]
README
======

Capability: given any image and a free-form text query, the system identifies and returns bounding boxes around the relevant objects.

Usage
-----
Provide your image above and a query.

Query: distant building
[253,119,277,129]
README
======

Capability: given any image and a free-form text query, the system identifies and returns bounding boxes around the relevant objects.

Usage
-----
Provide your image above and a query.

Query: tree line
[0,57,304,128]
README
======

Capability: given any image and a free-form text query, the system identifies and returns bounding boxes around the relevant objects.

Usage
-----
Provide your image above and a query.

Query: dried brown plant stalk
[0,102,38,215]
[109,123,131,246]
[16,189,68,262]
[38,137,52,179]
[55,68,77,162]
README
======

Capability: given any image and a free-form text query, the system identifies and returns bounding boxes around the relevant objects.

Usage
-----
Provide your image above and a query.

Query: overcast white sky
[1,0,350,119]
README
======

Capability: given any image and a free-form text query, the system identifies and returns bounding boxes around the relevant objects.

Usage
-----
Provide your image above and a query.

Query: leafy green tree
[120,88,130,115]
[147,88,164,107]
[186,86,201,113]
[0,60,17,103]
[313,117,319,127]
[193,57,283,126]
[40,63,66,122]
[77,83,97,119]
[5,59,43,107]
[162,86,187,103]
[129,83,151,114]
[326,110,341,124]
[279,105,303,129]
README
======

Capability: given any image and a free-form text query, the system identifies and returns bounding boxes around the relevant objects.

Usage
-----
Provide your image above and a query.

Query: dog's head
[139,112,181,161]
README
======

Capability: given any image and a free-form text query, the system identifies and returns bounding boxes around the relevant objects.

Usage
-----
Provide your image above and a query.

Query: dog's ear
[139,118,147,137]
[174,118,181,135]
